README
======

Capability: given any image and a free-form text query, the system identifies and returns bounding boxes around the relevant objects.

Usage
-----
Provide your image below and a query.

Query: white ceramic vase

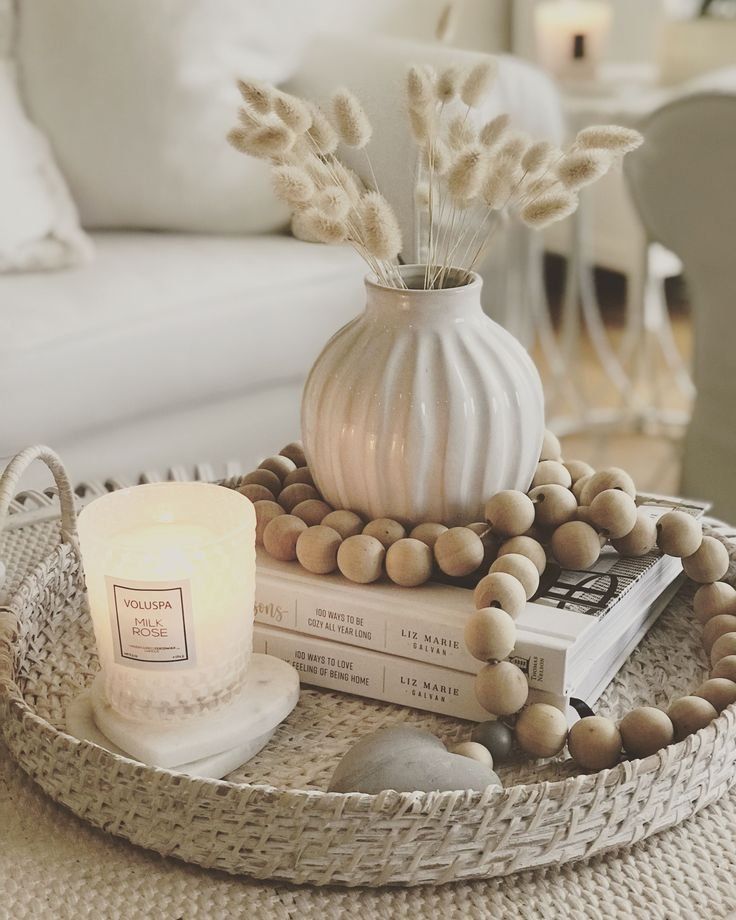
[301,267,545,526]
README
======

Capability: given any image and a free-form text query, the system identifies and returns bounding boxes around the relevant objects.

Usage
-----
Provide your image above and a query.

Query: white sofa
[2,20,562,486]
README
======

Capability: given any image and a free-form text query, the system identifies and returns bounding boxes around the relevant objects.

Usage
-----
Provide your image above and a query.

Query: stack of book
[253,495,707,720]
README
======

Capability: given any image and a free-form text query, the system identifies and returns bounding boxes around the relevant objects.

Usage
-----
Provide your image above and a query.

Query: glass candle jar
[78,482,255,722]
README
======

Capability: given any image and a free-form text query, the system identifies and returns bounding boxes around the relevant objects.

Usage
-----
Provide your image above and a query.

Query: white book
[253,572,684,721]
[254,494,707,698]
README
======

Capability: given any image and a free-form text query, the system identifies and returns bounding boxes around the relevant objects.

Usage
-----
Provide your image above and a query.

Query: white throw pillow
[14,1,323,234]
[0,9,92,273]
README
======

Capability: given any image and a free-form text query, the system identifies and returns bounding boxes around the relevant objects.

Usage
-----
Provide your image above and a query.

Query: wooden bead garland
[435,527,484,577]
[385,538,433,587]
[246,440,734,778]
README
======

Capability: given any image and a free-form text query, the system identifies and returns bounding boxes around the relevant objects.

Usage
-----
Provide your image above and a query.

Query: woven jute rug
[2,504,736,918]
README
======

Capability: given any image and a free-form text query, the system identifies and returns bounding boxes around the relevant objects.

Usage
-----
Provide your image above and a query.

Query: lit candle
[534,0,612,81]
[78,482,256,722]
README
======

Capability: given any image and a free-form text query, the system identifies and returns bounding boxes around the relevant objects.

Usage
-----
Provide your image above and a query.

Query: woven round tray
[1,446,736,888]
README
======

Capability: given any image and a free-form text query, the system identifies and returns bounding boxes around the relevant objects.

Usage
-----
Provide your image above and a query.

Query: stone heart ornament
[328,725,503,795]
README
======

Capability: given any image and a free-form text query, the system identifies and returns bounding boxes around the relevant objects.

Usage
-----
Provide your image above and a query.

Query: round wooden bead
[473,572,526,618]
[619,706,674,758]
[694,581,736,625]
[279,441,307,468]
[539,429,562,461]
[682,536,730,584]
[712,655,736,682]
[337,534,385,584]
[694,678,736,713]
[489,553,540,599]
[475,661,529,716]
[589,489,638,539]
[515,703,568,758]
[295,525,342,575]
[485,491,535,538]
[579,467,636,506]
[253,500,285,546]
[279,482,320,512]
[237,482,275,504]
[471,720,514,762]
[292,499,332,527]
[435,527,484,577]
[572,474,592,504]
[498,536,547,576]
[701,614,736,654]
[363,518,407,550]
[258,455,297,482]
[322,510,364,539]
[532,460,572,489]
[656,510,702,558]
[386,538,434,587]
[575,505,596,526]
[263,514,307,561]
[564,459,595,485]
[611,510,657,557]
[710,632,736,666]
[283,466,315,488]
[242,468,282,496]
[568,716,622,771]
[467,522,491,537]
[464,607,517,661]
[409,522,448,549]
[550,521,601,570]
[529,484,578,529]
[667,695,717,740]
[448,741,494,767]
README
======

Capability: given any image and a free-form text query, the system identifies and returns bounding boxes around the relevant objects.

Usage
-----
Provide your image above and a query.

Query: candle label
[106,576,196,668]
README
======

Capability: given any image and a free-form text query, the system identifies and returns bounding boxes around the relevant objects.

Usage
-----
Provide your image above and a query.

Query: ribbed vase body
[301,268,545,526]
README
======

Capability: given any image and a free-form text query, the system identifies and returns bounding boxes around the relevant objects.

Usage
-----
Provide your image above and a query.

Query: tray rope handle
[0,445,78,546]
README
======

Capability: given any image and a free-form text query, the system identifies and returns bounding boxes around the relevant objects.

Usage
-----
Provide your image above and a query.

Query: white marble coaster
[82,653,299,770]
[66,691,277,779]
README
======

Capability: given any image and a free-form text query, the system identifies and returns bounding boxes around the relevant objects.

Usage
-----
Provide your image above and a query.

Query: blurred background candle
[78,482,255,722]
[535,0,612,81]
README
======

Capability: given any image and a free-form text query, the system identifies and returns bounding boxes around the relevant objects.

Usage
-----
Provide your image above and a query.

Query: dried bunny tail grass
[227,127,255,155]
[517,173,560,203]
[406,65,435,110]
[299,207,349,243]
[331,159,364,203]
[274,92,312,133]
[422,138,451,175]
[332,89,372,148]
[315,185,351,219]
[248,124,296,158]
[271,164,315,206]
[496,133,529,165]
[447,144,487,203]
[292,210,323,243]
[237,79,273,114]
[436,65,460,103]
[360,192,403,260]
[479,113,510,148]
[306,105,339,155]
[557,149,611,190]
[409,106,431,146]
[448,114,476,150]
[576,125,644,153]
[521,189,578,227]
[305,157,333,187]
[481,168,514,209]
[436,1,459,42]
[521,141,556,175]
[415,182,430,209]
[237,106,264,129]
[460,59,498,108]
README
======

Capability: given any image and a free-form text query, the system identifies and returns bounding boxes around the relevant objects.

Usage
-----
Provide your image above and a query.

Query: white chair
[625,89,736,521]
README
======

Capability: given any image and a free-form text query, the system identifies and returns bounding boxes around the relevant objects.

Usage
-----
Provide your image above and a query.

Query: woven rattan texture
[1,500,736,913]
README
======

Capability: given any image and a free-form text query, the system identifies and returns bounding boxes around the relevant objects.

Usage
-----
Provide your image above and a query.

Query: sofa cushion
[0,0,91,273]
[14,0,316,234]
[0,232,365,451]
